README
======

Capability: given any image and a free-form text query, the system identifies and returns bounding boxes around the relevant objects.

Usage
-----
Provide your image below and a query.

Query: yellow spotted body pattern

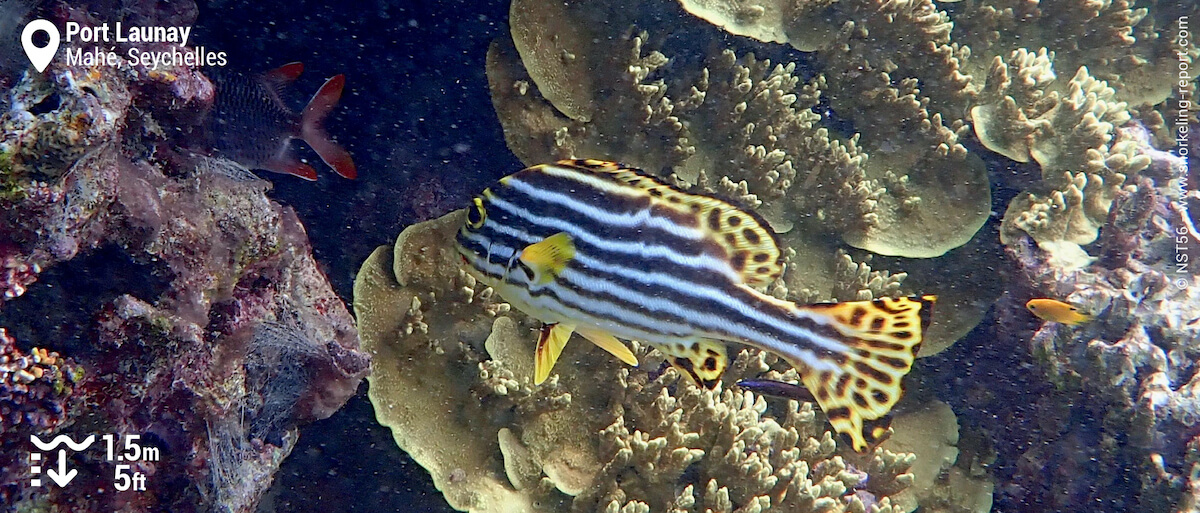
[455,159,936,452]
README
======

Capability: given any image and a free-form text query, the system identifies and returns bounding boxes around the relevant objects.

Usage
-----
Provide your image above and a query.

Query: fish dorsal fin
[534,323,576,385]
[657,339,728,389]
[692,199,783,290]
[559,159,668,192]
[575,327,639,367]
[261,62,305,92]
[790,295,936,453]
[555,159,784,290]
[519,232,575,285]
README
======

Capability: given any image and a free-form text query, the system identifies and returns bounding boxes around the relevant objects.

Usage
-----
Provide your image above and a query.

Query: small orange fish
[1026,299,1093,325]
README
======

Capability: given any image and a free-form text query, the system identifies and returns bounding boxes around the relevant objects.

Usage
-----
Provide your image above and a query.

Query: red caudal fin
[300,74,357,179]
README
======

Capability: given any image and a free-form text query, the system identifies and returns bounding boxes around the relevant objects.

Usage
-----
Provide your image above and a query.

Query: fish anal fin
[519,232,576,284]
[659,339,728,389]
[575,327,638,367]
[263,153,318,181]
[792,295,936,453]
[534,323,575,385]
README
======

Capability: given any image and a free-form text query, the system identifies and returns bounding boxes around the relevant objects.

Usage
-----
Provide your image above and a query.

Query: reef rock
[0,8,368,511]
[997,166,1199,511]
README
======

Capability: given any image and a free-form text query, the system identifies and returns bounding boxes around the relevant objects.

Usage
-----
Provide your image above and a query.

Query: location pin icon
[22,20,60,73]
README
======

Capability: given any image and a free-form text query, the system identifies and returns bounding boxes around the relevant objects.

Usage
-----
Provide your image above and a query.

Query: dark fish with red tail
[209,62,356,180]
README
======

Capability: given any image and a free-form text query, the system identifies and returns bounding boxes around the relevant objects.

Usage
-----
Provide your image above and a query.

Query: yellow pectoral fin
[575,327,638,367]
[534,323,575,385]
[519,232,575,285]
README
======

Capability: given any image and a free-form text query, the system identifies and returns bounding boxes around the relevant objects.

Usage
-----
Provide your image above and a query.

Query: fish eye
[467,197,486,228]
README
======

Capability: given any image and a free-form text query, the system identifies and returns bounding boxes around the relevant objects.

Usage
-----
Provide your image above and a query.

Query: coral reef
[473,0,1196,511]
[484,0,1009,358]
[994,167,1200,511]
[877,400,993,513]
[981,51,1153,265]
[490,0,994,259]
[662,0,1194,267]
[487,26,991,260]
[356,211,921,512]
[0,5,368,511]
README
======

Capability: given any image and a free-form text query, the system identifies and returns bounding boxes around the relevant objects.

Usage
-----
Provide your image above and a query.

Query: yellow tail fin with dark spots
[792,295,936,453]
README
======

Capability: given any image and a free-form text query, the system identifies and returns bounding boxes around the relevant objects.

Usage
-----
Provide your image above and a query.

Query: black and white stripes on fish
[481,190,738,281]
[455,160,936,454]
[459,189,853,371]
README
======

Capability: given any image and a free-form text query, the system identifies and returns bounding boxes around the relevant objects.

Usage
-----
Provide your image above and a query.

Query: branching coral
[949,0,1187,106]
[356,211,921,513]
[487,1,991,260]
[979,52,1155,260]
[666,0,1188,267]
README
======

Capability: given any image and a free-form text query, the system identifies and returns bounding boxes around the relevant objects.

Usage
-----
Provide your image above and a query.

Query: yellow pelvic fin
[519,232,575,285]
[534,323,576,385]
[658,339,728,389]
[576,327,639,367]
[792,295,936,453]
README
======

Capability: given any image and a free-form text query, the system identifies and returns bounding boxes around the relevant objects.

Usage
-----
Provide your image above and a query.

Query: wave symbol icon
[30,434,95,452]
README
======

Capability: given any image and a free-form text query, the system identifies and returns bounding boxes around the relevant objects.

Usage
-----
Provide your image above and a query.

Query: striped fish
[454,159,935,452]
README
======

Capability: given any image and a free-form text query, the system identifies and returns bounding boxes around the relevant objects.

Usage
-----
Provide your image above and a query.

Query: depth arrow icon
[45,450,77,487]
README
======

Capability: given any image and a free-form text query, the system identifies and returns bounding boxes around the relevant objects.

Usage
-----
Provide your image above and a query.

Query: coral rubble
[0,6,367,511]
[356,211,920,512]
